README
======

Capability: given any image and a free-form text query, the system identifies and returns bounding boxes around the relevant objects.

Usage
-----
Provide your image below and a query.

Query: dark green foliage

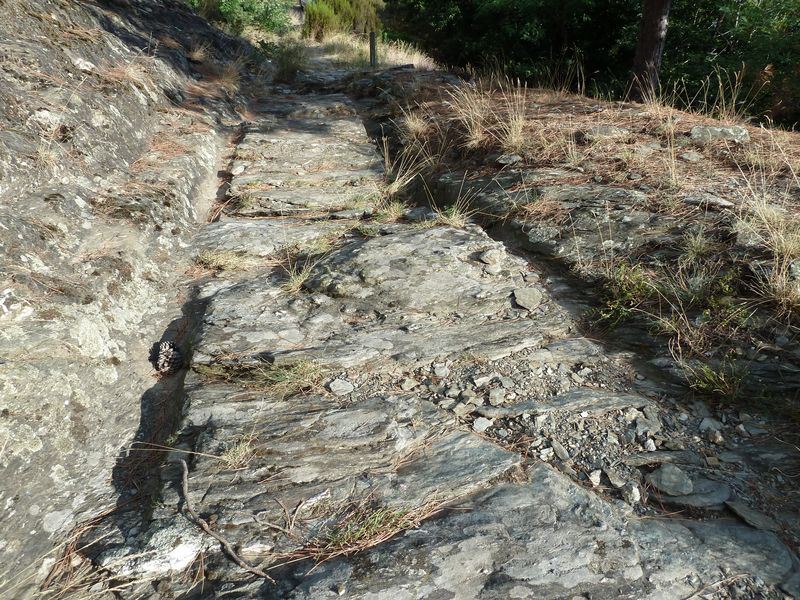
[383,0,800,124]
[189,0,292,34]
[382,0,639,83]
[663,0,800,122]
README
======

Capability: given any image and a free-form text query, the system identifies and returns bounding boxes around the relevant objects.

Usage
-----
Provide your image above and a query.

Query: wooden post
[369,32,377,68]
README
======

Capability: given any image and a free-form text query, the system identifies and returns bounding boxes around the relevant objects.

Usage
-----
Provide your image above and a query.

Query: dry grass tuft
[187,42,211,64]
[149,137,191,160]
[157,35,183,50]
[444,82,494,150]
[733,133,800,317]
[374,199,407,223]
[490,80,529,154]
[194,249,254,272]
[219,57,245,92]
[63,26,101,42]
[99,55,155,90]
[270,496,446,567]
[281,258,316,294]
[320,34,437,70]
[516,195,570,224]
[195,360,323,398]
[219,434,259,470]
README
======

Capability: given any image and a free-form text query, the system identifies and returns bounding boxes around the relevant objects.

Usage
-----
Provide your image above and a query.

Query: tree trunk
[631,0,672,101]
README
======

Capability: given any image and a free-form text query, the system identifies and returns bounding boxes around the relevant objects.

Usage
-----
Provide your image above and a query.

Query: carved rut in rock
[83,72,799,600]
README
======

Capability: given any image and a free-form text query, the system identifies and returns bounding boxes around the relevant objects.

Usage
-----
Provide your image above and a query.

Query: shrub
[302,1,342,41]
[189,0,291,34]
[276,39,309,81]
[302,0,383,41]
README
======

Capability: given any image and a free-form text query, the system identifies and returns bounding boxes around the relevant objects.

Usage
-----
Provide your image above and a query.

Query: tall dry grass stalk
[490,80,528,154]
[444,82,494,150]
[320,34,437,70]
[734,131,800,317]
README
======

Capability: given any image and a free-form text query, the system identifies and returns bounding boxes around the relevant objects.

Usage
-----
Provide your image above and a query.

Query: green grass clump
[592,262,653,327]
[684,356,749,401]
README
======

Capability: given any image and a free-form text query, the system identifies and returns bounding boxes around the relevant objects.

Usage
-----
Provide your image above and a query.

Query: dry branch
[179,460,275,584]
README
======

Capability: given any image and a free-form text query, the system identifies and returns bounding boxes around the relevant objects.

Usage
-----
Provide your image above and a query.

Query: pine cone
[155,341,183,375]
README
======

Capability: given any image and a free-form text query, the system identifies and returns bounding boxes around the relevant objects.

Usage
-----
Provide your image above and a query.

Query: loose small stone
[499,376,515,389]
[478,248,505,265]
[473,417,493,433]
[488,388,506,406]
[445,386,461,398]
[453,403,473,418]
[551,439,570,461]
[699,417,723,432]
[514,287,543,311]
[328,378,355,396]
[647,464,694,496]
[460,388,477,401]
[622,482,641,504]
[400,378,418,391]
[588,470,602,487]
[433,363,450,378]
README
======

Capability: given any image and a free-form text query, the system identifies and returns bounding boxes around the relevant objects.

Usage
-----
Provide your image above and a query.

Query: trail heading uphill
[1,2,799,599]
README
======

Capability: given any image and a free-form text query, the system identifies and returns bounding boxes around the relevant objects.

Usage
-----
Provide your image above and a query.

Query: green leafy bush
[302,1,342,41]
[274,38,310,82]
[302,0,383,40]
[189,0,291,34]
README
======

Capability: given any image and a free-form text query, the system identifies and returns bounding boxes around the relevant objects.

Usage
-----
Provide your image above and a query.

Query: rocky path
[79,69,800,600]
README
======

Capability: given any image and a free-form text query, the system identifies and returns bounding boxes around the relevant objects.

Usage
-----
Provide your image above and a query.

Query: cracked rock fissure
[2,6,799,600]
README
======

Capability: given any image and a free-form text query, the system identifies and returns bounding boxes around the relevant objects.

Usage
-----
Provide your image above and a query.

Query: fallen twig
[179,459,275,584]
[682,573,747,600]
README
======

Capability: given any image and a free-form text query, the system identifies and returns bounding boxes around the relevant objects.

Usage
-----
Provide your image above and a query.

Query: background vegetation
[302,0,384,40]
[186,0,798,125]
[381,0,800,125]
[188,0,292,34]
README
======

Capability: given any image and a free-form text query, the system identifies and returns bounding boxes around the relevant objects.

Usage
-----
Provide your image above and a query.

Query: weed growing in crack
[219,434,259,470]
[374,199,408,223]
[195,249,254,272]
[434,202,475,229]
[269,497,446,566]
[354,223,381,238]
[272,38,308,83]
[195,360,323,398]
[591,262,654,327]
[684,356,749,401]
[680,227,718,267]
[381,134,429,198]
[281,259,316,294]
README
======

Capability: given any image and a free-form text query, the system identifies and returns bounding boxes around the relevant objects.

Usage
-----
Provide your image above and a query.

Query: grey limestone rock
[514,287,544,311]
[286,465,794,599]
[328,378,355,396]
[647,464,694,496]
[690,125,750,143]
